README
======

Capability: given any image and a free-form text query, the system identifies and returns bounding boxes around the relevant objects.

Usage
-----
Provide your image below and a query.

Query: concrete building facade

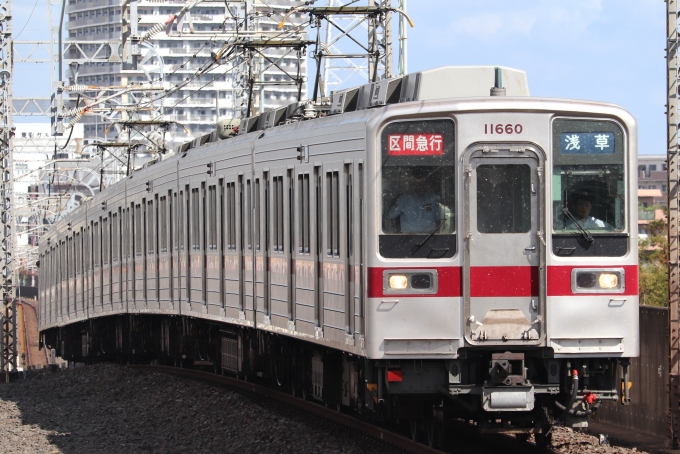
[66,0,306,148]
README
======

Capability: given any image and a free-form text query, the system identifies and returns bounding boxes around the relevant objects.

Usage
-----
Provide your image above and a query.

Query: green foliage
[638,213,668,307]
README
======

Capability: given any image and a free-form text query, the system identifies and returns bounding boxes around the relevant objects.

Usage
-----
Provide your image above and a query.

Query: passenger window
[255,179,261,250]
[476,165,531,234]
[134,204,142,257]
[112,213,119,262]
[208,185,217,251]
[103,217,109,264]
[552,119,625,233]
[272,176,284,252]
[246,180,252,250]
[94,221,100,266]
[191,188,200,250]
[326,171,339,257]
[147,200,154,255]
[298,174,310,253]
[226,182,236,250]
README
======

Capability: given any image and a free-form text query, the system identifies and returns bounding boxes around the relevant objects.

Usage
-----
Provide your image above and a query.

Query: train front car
[366,80,638,443]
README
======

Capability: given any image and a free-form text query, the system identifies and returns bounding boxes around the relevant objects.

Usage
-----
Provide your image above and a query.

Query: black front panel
[552,234,628,257]
[379,234,456,259]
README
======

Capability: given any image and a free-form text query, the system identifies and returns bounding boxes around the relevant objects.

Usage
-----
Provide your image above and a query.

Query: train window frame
[246,179,252,250]
[75,231,81,275]
[378,117,457,259]
[255,178,261,251]
[326,170,340,257]
[160,195,167,253]
[225,182,236,250]
[551,117,629,257]
[111,212,119,262]
[208,184,218,251]
[134,204,142,258]
[103,216,109,266]
[146,198,154,256]
[298,173,311,254]
[93,220,100,267]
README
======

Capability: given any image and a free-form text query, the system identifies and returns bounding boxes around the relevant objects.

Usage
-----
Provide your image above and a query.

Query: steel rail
[134,364,558,454]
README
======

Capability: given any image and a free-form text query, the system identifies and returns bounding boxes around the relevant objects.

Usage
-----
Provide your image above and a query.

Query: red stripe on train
[470,266,539,297]
[546,265,638,296]
[367,265,638,298]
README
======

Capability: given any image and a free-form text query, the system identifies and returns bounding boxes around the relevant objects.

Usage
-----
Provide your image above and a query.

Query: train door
[158,192,171,309]
[293,168,314,335]
[254,174,267,324]
[243,178,254,322]
[268,171,289,328]
[111,211,120,309]
[102,215,110,311]
[223,179,240,318]
[206,181,222,313]
[463,145,545,346]
[318,162,356,343]
[93,220,101,313]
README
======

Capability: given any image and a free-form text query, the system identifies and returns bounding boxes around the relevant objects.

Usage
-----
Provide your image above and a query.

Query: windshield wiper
[410,216,447,255]
[562,207,594,244]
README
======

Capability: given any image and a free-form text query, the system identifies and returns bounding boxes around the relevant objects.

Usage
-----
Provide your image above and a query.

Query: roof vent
[237,116,260,135]
[399,73,421,102]
[355,83,374,110]
[368,77,402,107]
[257,107,287,130]
[330,87,359,115]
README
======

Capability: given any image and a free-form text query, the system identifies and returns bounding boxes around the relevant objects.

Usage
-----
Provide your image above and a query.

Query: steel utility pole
[0,0,16,376]
[668,0,680,447]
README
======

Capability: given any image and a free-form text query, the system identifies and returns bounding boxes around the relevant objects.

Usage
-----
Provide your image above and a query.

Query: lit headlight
[388,274,408,290]
[598,273,619,289]
[572,269,624,293]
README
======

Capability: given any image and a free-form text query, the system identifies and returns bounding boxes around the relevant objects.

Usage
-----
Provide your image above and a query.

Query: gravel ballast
[0,363,657,453]
[0,364,399,454]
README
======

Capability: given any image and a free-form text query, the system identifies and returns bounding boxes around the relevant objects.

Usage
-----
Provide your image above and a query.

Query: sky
[11,0,667,155]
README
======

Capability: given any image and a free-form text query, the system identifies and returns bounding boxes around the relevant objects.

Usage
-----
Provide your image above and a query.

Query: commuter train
[38,66,638,446]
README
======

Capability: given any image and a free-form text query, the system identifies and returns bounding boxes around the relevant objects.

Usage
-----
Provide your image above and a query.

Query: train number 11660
[484,124,523,134]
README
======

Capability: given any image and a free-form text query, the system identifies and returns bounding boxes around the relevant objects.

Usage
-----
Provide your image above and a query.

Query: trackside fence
[593,305,667,437]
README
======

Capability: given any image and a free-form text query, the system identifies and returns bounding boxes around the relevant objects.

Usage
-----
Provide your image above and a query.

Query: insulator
[68,112,84,128]
[64,106,86,118]
[142,23,165,41]
[65,84,92,93]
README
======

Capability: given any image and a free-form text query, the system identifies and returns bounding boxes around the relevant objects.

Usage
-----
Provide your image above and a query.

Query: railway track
[136,364,559,454]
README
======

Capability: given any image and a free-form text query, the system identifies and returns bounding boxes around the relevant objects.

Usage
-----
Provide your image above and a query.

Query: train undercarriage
[41,315,625,448]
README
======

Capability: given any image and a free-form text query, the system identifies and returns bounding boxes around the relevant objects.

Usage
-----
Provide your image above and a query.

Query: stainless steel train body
[38,66,638,442]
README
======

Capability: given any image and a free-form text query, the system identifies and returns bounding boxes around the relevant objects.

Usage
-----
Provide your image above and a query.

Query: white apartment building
[638,154,667,194]
[66,0,306,148]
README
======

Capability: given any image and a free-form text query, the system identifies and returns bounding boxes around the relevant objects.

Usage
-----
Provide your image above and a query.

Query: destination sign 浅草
[561,132,615,154]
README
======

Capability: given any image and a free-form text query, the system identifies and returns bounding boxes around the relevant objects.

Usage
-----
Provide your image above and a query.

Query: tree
[638,214,668,307]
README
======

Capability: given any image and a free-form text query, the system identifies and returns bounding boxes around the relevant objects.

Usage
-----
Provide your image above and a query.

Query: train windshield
[552,119,626,233]
[381,119,456,236]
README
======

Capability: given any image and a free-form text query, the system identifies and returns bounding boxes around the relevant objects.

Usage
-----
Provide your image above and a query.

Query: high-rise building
[65,0,306,149]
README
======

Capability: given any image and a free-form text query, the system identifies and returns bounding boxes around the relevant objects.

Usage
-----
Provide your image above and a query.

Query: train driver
[565,191,612,230]
[387,169,442,234]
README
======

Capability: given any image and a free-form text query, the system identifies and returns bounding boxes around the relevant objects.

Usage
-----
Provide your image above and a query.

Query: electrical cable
[59,95,81,150]
[15,0,39,39]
